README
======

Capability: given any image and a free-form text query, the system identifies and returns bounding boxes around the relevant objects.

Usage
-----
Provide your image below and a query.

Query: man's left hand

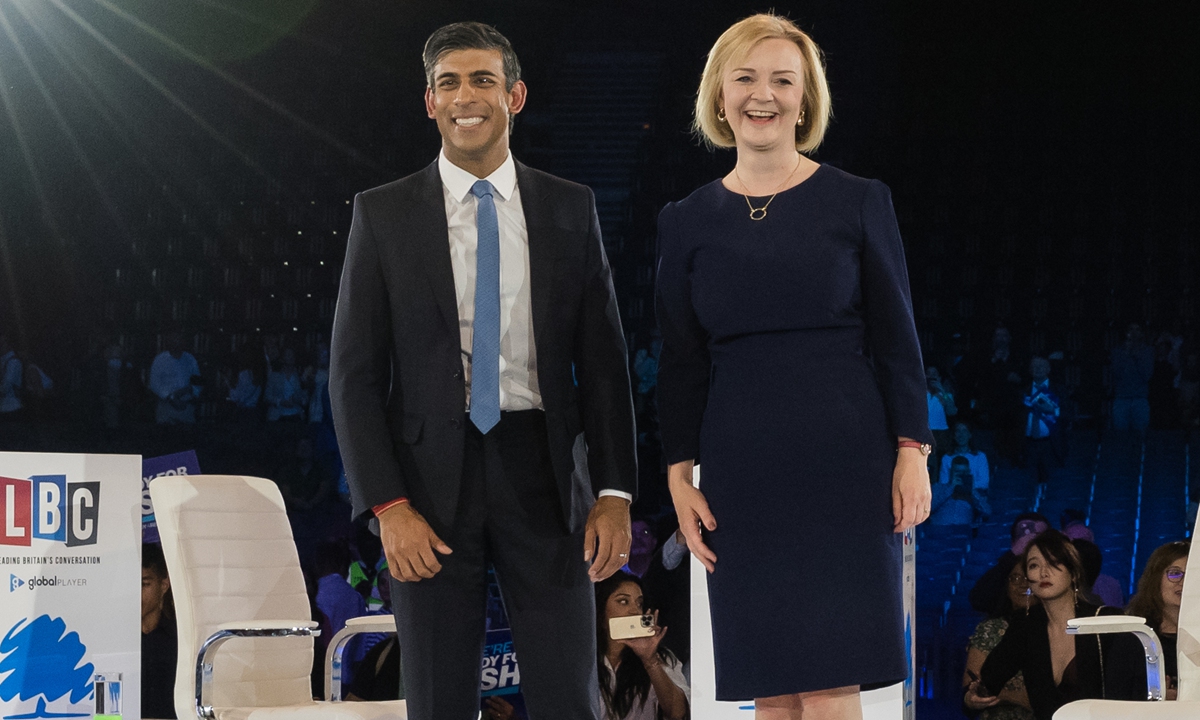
[584,495,631,582]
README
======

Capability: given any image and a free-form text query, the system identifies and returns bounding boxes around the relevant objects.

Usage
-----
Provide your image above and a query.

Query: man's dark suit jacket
[329,159,637,533]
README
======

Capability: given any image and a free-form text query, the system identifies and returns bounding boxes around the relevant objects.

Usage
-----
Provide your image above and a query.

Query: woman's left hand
[621,610,667,663]
[893,447,932,533]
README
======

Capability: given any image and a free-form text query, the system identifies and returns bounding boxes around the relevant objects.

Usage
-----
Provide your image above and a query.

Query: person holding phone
[596,571,689,720]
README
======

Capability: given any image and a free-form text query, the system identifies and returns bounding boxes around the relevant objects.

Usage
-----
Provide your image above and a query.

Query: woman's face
[1161,556,1187,611]
[1026,546,1073,601]
[1006,566,1036,609]
[721,38,805,153]
[605,582,645,624]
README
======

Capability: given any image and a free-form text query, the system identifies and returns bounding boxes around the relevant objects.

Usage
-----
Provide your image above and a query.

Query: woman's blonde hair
[693,13,831,154]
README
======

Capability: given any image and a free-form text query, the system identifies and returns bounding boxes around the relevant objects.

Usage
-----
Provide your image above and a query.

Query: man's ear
[425,86,437,119]
[507,80,528,116]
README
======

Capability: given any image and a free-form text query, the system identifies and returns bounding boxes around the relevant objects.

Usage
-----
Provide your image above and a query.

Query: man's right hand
[377,502,453,582]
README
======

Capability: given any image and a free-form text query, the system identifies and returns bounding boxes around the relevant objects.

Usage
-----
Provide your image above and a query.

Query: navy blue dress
[655,165,933,700]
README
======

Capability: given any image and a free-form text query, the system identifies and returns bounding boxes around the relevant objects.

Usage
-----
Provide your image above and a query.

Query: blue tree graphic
[0,616,92,719]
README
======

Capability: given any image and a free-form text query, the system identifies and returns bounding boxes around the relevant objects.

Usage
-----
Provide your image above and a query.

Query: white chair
[1053,543,1200,719]
[150,474,405,719]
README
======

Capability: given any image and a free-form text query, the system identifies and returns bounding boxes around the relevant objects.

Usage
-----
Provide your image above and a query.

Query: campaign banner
[0,452,142,720]
[141,450,200,544]
[480,628,526,717]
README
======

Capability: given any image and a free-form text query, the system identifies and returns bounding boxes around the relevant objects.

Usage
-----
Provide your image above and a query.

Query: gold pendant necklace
[734,154,803,221]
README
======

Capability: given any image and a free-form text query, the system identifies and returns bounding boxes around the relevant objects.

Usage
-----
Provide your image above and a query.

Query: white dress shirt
[438,151,631,502]
[439,150,540,412]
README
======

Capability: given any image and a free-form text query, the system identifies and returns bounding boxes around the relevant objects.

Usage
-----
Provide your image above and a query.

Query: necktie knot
[470,179,494,200]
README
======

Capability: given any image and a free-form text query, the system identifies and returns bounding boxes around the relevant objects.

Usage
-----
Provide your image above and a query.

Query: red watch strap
[897,441,925,450]
[373,497,409,516]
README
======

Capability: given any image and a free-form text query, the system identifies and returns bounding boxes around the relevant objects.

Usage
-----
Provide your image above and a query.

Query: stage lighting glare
[296,230,302,235]
[319,261,325,265]
[283,261,288,266]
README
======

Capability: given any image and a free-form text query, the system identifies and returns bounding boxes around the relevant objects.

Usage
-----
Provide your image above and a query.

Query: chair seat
[1054,700,1200,719]
[217,700,408,720]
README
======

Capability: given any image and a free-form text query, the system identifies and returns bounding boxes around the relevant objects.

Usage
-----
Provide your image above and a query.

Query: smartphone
[609,614,656,640]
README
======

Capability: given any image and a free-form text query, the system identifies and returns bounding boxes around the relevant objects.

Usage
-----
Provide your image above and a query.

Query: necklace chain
[734,154,803,221]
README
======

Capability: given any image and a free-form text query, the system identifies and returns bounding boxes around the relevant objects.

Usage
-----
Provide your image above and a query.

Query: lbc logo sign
[0,475,100,547]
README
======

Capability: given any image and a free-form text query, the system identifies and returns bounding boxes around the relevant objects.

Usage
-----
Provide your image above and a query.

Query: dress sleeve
[980,613,1025,696]
[655,202,711,464]
[859,180,933,444]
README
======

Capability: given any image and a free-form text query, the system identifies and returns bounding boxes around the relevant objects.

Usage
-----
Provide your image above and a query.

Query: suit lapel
[407,161,460,334]
[517,162,556,355]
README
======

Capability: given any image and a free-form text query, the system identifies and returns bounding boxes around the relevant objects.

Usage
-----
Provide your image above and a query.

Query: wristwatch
[898,441,932,456]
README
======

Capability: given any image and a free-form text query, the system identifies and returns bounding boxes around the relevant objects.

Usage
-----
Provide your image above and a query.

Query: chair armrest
[1066,616,1166,701]
[195,621,321,718]
[215,619,320,633]
[325,614,399,702]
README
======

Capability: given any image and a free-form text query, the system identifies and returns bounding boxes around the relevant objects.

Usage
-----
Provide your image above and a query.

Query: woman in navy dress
[655,14,933,718]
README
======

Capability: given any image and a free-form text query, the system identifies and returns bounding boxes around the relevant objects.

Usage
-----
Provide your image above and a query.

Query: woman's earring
[797,110,806,126]
[717,107,727,123]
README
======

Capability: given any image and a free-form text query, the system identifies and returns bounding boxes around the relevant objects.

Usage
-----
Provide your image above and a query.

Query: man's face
[425,49,526,164]
[1030,358,1050,382]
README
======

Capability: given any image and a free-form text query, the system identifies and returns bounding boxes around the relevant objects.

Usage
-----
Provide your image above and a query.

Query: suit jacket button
[452,369,462,379]
[450,418,462,428]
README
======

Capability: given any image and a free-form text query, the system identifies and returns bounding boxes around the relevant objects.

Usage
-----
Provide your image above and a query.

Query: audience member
[940,422,988,501]
[307,341,331,425]
[141,543,178,719]
[0,333,24,421]
[148,332,200,425]
[314,540,366,651]
[596,571,689,720]
[930,456,989,526]
[625,520,658,577]
[222,348,262,420]
[962,561,1038,720]
[99,342,140,429]
[971,326,1025,461]
[964,532,1142,719]
[1116,540,1189,700]
[1070,538,1123,609]
[1109,323,1154,440]
[969,513,1051,615]
[265,347,307,422]
[1023,357,1062,492]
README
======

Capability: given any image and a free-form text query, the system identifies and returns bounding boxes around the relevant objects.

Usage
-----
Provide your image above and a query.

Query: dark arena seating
[1,1,1197,717]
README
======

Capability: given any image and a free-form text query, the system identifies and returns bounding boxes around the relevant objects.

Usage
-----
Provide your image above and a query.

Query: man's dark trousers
[390,410,599,720]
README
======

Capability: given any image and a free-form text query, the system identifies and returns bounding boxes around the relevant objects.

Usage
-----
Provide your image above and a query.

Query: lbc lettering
[0,475,100,547]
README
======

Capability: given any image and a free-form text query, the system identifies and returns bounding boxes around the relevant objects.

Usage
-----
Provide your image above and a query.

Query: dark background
[1,1,1197,717]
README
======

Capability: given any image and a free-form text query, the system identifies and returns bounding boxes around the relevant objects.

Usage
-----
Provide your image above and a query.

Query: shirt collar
[438,149,517,203]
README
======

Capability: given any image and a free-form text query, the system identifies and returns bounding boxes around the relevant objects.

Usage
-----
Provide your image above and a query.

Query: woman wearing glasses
[961,562,1038,719]
[1120,540,1189,700]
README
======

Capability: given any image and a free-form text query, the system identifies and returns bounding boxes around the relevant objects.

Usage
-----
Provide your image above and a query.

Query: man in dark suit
[329,22,636,720]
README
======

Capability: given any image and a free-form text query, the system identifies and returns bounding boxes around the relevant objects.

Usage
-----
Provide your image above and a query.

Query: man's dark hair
[142,542,169,578]
[1009,511,1050,542]
[423,22,522,91]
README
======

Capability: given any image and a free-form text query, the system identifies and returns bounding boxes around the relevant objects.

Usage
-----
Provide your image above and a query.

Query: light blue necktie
[470,179,501,433]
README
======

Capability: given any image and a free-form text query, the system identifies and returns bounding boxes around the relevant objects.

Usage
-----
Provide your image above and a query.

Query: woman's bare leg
[755,685,862,720]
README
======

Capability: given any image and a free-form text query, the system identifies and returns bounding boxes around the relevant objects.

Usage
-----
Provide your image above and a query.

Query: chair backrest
[150,475,314,719]
[1178,541,1200,701]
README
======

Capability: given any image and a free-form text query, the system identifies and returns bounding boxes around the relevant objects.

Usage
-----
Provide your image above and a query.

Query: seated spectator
[962,561,1038,720]
[940,422,991,493]
[596,571,689,720]
[265,347,307,422]
[1119,540,1189,700]
[964,532,1143,719]
[314,541,366,650]
[141,543,178,719]
[969,513,1051,615]
[148,332,200,425]
[222,348,262,419]
[930,456,980,526]
[1062,529,1123,608]
[625,520,658,577]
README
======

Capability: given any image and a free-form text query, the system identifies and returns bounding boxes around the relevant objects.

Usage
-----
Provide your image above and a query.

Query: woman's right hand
[668,462,718,572]
[963,681,1000,710]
